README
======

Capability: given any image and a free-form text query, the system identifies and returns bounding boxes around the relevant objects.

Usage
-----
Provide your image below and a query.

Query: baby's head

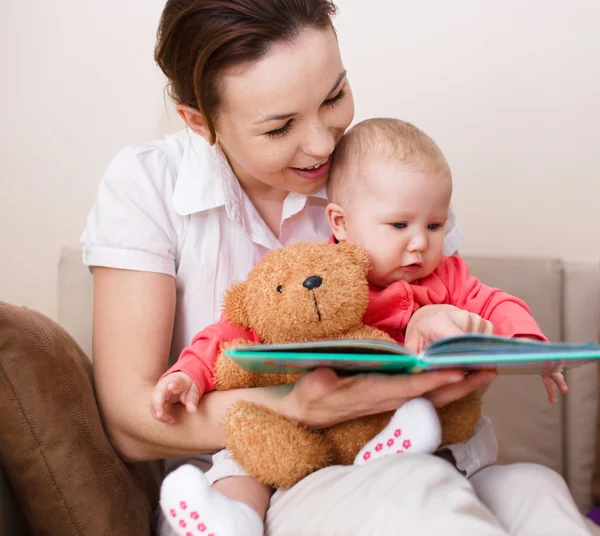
[326,118,452,287]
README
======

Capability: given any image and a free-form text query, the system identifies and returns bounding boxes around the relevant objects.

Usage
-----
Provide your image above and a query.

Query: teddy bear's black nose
[302,275,323,290]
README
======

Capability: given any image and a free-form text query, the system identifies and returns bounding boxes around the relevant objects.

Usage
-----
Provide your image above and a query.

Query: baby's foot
[354,397,442,465]
[160,464,263,536]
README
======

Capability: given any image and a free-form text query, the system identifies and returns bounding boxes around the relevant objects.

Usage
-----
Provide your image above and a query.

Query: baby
[154,118,568,536]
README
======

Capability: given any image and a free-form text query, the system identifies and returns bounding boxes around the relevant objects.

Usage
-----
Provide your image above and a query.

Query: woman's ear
[176,105,213,144]
[325,202,348,242]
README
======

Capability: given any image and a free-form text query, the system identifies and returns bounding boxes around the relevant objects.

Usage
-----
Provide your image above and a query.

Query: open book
[225,334,600,375]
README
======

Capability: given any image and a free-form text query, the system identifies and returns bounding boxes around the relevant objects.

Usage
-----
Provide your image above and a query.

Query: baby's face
[341,157,452,287]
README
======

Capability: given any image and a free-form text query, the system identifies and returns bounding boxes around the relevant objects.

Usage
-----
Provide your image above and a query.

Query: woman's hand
[404,305,494,354]
[278,366,497,428]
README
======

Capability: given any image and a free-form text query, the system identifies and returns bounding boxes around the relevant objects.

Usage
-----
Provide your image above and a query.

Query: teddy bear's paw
[354,398,442,464]
[224,400,333,489]
[160,464,264,536]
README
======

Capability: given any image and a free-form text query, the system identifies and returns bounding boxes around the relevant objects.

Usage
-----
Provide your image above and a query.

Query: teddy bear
[213,241,481,489]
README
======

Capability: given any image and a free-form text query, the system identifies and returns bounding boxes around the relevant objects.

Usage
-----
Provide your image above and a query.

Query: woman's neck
[227,161,287,239]
[250,194,285,239]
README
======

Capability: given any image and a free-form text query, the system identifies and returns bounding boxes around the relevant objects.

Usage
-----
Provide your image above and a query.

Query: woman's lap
[157,456,591,536]
[266,455,506,536]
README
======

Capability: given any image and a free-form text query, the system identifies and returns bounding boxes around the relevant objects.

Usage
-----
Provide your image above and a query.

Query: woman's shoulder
[82,131,199,275]
[103,130,190,192]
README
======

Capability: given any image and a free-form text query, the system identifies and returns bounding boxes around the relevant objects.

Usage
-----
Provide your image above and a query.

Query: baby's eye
[428,223,442,230]
[276,285,284,293]
[392,222,407,229]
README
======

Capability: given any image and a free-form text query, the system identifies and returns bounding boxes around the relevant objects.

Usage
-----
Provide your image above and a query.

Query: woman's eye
[276,285,284,293]
[392,222,407,229]
[265,120,293,139]
[322,88,346,108]
[428,223,442,230]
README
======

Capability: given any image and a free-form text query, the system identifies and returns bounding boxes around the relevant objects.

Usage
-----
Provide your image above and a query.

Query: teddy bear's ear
[223,280,250,327]
[337,242,371,277]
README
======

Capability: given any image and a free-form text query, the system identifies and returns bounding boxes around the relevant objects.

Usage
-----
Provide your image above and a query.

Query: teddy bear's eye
[276,285,284,293]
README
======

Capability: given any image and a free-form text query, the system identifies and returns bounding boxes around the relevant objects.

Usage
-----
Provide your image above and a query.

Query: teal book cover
[225,334,600,375]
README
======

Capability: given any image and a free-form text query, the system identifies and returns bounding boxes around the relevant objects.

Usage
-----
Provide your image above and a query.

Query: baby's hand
[150,372,200,424]
[541,372,569,404]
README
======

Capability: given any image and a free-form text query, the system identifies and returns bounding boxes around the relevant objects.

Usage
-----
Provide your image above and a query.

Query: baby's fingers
[150,384,176,424]
[542,376,557,404]
[182,383,200,414]
[548,372,569,394]
[166,376,190,397]
[541,373,568,404]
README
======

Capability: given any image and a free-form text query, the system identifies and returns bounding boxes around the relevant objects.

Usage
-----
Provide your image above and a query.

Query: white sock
[160,464,264,536]
[354,397,442,465]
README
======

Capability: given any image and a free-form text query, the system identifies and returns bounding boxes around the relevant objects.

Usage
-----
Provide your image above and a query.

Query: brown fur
[222,401,333,489]
[215,241,481,489]
[438,392,482,445]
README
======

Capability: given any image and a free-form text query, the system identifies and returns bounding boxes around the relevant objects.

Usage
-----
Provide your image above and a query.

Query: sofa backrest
[465,256,599,512]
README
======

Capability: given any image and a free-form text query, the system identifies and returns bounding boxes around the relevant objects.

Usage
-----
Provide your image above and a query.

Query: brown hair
[328,118,451,205]
[155,0,338,143]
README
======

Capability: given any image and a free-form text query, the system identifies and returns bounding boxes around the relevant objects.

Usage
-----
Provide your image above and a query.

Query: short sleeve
[443,207,465,256]
[81,144,181,277]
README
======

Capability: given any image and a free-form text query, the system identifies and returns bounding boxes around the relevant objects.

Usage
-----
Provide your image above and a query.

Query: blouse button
[400,299,410,309]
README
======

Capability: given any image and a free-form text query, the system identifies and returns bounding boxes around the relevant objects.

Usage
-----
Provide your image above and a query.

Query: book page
[423,334,600,358]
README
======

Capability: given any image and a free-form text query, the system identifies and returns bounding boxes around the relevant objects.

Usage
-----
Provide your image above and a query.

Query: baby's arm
[439,256,568,403]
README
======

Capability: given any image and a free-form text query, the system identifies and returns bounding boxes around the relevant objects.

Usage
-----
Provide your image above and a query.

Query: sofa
[1,248,599,535]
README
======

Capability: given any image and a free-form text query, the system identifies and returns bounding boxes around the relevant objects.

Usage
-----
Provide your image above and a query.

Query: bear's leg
[354,398,442,464]
[223,400,333,489]
[438,392,482,446]
[324,412,393,465]
[160,464,264,536]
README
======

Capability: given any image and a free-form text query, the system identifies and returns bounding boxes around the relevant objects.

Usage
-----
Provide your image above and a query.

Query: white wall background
[1,0,599,319]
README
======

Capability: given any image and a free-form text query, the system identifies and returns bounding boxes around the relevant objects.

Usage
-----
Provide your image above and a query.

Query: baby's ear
[223,280,250,327]
[337,242,370,277]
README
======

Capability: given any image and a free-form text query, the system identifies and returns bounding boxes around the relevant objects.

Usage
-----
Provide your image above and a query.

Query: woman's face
[214,26,354,197]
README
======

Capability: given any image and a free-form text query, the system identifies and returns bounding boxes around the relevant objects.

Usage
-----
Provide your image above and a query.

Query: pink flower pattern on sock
[167,501,217,536]
[361,430,412,461]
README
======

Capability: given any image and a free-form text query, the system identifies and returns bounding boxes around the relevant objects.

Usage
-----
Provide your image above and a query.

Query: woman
[82,0,589,534]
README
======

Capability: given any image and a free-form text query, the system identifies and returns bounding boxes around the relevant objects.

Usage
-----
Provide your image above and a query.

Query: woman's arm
[92,267,286,462]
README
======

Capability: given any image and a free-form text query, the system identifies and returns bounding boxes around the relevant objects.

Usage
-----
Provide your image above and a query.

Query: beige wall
[1,0,599,319]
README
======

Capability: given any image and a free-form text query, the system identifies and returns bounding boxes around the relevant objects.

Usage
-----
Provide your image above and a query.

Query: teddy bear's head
[223,241,371,343]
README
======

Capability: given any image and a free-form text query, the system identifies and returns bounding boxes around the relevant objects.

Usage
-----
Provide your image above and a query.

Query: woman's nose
[303,121,335,159]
